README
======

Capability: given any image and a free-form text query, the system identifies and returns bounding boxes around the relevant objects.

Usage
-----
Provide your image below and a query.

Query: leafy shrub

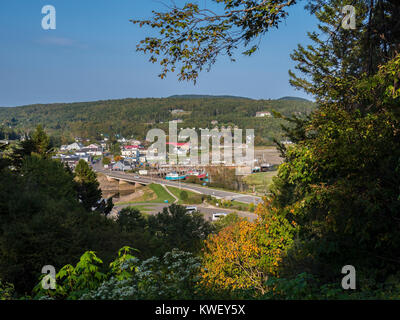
[0,280,15,300]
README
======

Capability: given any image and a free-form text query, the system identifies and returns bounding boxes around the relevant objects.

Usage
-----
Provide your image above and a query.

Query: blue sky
[0,0,318,107]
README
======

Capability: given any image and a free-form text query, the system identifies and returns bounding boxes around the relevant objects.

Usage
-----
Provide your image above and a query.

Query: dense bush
[34,247,202,300]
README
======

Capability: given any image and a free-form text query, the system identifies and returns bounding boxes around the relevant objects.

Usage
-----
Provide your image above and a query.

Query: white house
[87,143,100,149]
[81,144,103,156]
[61,142,84,151]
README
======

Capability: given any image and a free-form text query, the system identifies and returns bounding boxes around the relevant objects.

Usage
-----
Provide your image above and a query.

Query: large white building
[60,142,84,151]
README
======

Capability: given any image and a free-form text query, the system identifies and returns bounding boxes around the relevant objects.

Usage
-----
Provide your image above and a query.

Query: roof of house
[113,161,131,169]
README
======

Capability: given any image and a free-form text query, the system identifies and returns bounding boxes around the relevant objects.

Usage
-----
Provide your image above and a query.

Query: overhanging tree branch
[131,0,296,83]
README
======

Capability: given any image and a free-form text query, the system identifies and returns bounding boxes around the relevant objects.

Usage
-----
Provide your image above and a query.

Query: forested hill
[278,96,311,102]
[167,94,253,100]
[0,97,315,145]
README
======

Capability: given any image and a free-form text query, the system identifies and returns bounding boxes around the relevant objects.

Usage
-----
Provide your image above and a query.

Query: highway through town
[95,168,263,205]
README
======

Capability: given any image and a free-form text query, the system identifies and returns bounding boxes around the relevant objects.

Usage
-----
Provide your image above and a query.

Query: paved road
[113,202,257,222]
[95,168,262,205]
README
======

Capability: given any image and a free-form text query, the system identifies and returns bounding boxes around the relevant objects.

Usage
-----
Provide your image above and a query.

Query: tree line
[0,97,315,146]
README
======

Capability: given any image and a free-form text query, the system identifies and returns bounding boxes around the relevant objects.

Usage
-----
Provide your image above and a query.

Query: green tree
[271,55,400,282]
[147,204,215,254]
[132,0,296,82]
[132,0,400,85]
[117,207,147,232]
[32,125,51,157]
[102,157,111,165]
[289,0,400,104]
[5,125,52,168]
[0,155,126,295]
[74,159,113,214]
[0,156,80,293]
[132,0,400,294]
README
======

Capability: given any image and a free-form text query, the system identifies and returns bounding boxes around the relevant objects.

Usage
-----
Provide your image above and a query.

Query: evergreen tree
[5,125,52,169]
[289,0,400,106]
[31,125,51,157]
[74,159,110,213]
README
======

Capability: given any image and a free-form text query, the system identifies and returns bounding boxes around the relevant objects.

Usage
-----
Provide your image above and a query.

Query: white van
[185,206,198,214]
[212,213,228,221]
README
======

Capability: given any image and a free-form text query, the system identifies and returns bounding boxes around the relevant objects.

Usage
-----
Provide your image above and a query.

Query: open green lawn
[243,171,278,194]
[166,186,202,204]
[147,183,176,203]
[117,183,175,205]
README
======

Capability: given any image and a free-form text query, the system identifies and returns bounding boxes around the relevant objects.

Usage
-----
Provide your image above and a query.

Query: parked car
[212,212,228,221]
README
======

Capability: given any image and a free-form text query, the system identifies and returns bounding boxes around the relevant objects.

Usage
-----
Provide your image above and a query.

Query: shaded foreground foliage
[1,0,400,300]
[0,129,214,297]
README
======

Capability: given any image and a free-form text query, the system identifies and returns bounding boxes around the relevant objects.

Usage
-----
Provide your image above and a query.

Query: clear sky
[0,0,318,107]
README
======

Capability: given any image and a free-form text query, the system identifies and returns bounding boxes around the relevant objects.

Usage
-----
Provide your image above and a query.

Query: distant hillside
[167,94,253,100]
[278,96,311,102]
[0,97,316,146]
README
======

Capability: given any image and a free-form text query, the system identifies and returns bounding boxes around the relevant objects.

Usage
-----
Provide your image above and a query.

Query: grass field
[166,186,202,204]
[148,184,176,203]
[117,183,175,205]
[243,171,278,194]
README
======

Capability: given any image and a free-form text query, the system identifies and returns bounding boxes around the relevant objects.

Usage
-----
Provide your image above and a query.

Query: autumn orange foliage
[200,198,295,294]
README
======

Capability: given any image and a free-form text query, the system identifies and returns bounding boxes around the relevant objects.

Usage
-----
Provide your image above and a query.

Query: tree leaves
[132,0,296,82]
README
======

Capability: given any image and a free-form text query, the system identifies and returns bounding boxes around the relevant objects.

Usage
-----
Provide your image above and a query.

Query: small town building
[256,111,272,118]
[60,142,84,151]
[112,161,132,171]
